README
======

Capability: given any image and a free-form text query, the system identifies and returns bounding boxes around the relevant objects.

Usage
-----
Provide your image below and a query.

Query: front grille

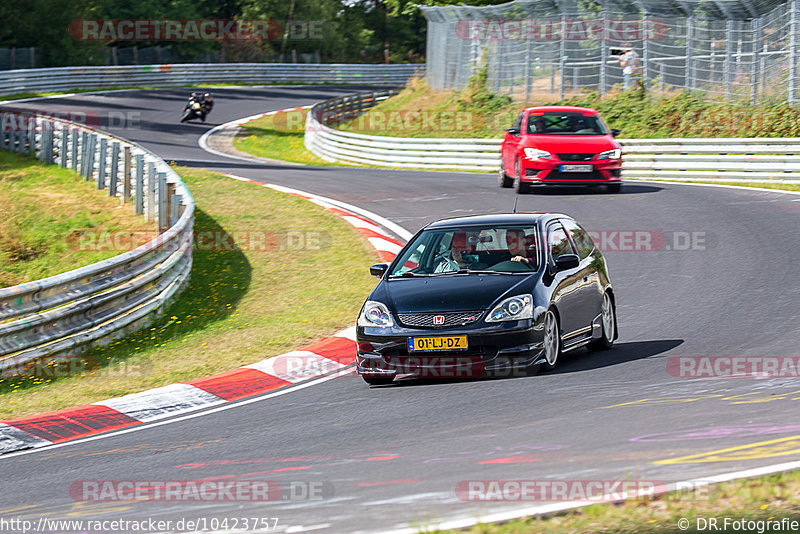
[557,153,594,162]
[397,311,483,329]
[545,169,606,181]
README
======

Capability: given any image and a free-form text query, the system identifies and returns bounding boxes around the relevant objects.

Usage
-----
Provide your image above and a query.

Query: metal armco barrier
[0,63,425,96]
[305,90,502,171]
[0,110,194,375]
[305,93,800,180]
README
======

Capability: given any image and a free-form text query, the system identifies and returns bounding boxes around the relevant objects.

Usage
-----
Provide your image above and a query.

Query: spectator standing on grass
[619,45,639,90]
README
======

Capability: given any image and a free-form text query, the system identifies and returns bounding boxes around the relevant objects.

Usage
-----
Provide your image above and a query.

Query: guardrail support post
[97,137,108,189]
[26,118,36,155]
[134,154,144,215]
[70,129,78,170]
[86,134,97,181]
[157,172,168,233]
[123,146,132,203]
[79,132,88,177]
[146,162,156,223]
[59,124,68,168]
[45,122,54,164]
[109,141,120,197]
[0,113,6,151]
[37,122,46,162]
[167,182,177,227]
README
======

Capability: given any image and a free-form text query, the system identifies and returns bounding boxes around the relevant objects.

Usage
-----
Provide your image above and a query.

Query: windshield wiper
[391,271,428,278]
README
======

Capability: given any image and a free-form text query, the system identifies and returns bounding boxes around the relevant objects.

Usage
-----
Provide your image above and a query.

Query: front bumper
[520,157,622,184]
[356,322,544,379]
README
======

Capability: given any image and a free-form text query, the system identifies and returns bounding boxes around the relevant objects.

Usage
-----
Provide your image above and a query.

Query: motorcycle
[180,98,208,123]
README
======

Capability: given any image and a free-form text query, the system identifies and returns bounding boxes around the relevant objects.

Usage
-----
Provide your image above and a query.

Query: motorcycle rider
[182,92,213,122]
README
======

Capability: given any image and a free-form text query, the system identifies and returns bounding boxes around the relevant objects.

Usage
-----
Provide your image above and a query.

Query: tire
[180,109,194,123]
[498,167,514,188]
[589,292,616,351]
[606,183,622,193]
[362,374,395,385]
[514,159,530,194]
[541,309,561,371]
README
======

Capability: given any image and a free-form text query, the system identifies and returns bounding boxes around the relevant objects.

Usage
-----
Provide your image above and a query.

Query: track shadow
[523,183,662,195]
[376,339,684,388]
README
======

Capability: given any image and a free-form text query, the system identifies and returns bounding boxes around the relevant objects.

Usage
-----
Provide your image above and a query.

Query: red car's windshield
[527,112,608,135]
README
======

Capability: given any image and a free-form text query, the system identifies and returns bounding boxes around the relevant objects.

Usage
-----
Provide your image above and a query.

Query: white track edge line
[382,458,800,534]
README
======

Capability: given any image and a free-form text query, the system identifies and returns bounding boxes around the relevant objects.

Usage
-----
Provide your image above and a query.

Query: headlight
[358,301,394,327]
[523,148,551,160]
[597,148,621,160]
[486,294,534,323]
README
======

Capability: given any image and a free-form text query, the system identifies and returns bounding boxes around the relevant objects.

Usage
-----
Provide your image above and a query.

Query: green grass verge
[233,109,337,166]
[0,150,155,287]
[0,165,378,419]
[659,181,800,193]
[433,470,800,533]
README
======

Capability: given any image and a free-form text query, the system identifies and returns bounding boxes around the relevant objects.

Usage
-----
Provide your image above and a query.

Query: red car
[500,106,622,194]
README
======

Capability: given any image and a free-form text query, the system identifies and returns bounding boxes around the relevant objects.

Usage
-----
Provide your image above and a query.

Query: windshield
[390,226,540,276]
[527,112,608,135]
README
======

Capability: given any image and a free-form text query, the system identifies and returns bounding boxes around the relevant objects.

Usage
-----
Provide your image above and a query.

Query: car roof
[425,213,570,229]
[523,106,598,115]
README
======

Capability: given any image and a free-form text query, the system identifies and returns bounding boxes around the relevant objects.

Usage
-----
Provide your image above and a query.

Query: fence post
[523,38,532,101]
[642,13,650,91]
[71,129,78,170]
[59,124,68,168]
[109,141,120,197]
[167,182,177,227]
[97,137,108,189]
[0,113,6,150]
[157,172,168,233]
[724,20,733,100]
[751,18,761,105]
[600,9,608,95]
[559,14,567,98]
[686,16,694,90]
[134,154,144,215]
[45,123,54,164]
[146,162,156,223]
[790,0,799,106]
[123,146,132,203]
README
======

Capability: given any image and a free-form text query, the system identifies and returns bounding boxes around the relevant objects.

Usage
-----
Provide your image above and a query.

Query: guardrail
[305,91,800,180]
[0,63,425,96]
[0,110,194,376]
[304,91,501,171]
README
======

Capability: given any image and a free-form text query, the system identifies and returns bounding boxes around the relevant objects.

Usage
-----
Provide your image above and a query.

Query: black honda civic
[355,213,617,385]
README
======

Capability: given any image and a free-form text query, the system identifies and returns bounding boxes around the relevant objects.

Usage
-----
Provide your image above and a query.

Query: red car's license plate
[560,164,593,172]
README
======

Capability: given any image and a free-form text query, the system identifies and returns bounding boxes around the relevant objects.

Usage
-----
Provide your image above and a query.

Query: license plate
[560,164,593,172]
[408,336,468,352]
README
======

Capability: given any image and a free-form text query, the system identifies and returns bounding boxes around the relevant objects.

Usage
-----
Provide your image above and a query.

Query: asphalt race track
[2,87,800,533]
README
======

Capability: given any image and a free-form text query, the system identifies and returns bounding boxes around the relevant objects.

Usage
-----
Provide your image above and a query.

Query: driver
[435,231,483,272]
[506,229,537,266]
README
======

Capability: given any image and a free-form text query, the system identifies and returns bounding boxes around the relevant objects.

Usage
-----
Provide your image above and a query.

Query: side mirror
[611,128,621,137]
[506,127,520,136]
[370,263,388,278]
[554,254,580,271]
